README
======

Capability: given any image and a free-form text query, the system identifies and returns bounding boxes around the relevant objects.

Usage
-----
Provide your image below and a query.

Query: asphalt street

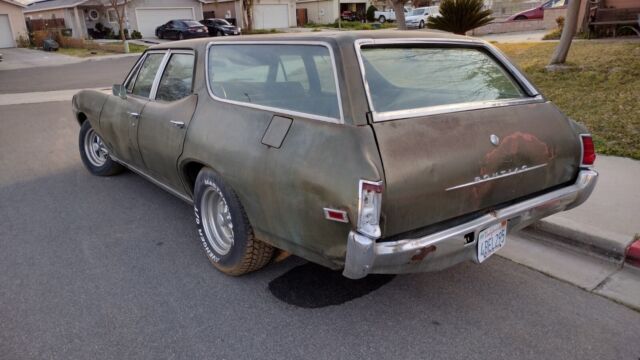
[0,56,138,94]
[1,60,640,359]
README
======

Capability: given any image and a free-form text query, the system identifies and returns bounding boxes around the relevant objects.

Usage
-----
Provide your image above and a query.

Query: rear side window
[208,44,341,121]
[360,47,525,114]
[156,53,195,102]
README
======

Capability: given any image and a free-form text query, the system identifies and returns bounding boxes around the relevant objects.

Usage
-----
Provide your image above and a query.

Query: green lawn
[497,41,640,160]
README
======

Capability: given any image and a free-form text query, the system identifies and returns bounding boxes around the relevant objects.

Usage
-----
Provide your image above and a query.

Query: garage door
[0,14,14,48]
[136,8,195,38]
[253,5,289,29]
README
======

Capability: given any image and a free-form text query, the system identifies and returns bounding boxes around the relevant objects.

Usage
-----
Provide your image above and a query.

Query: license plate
[477,221,507,263]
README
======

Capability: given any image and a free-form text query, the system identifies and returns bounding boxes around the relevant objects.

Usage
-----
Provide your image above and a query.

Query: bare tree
[390,0,407,30]
[104,0,129,53]
[243,0,254,32]
[548,0,581,65]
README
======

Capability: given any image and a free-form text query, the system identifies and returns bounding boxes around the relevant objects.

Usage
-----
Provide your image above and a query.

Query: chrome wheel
[83,128,108,167]
[201,186,234,255]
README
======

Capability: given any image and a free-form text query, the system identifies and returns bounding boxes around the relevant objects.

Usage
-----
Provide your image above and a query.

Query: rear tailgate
[356,39,582,237]
[373,102,581,236]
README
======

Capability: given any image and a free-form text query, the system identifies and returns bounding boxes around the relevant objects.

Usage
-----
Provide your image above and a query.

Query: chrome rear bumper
[343,169,598,279]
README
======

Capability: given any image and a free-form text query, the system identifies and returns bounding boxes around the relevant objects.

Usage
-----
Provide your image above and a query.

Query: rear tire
[178,33,184,40]
[78,121,124,177]
[194,168,274,276]
[378,15,386,23]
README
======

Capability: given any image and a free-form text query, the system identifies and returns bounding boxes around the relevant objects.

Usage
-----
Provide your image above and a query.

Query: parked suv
[405,6,439,29]
[72,32,597,279]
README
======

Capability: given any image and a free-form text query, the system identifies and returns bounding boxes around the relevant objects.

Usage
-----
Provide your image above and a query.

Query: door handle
[127,112,140,119]
[170,120,185,129]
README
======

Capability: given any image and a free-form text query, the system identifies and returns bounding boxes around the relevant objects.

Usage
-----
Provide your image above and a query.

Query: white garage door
[136,8,195,38]
[253,5,289,29]
[0,14,15,48]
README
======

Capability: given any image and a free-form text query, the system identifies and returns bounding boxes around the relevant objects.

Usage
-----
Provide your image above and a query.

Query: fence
[26,18,66,32]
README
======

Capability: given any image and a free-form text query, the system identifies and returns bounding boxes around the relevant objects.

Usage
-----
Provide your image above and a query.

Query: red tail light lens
[581,135,596,166]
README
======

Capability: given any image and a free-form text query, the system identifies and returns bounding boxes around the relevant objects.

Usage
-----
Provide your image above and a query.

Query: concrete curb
[528,217,634,264]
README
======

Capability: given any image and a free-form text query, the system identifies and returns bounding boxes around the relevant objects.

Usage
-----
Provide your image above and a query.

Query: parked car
[200,18,241,36]
[341,10,361,21]
[72,32,597,279]
[405,6,439,29]
[374,7,411,23]
[507,0,567,21]
[155,19,209,40]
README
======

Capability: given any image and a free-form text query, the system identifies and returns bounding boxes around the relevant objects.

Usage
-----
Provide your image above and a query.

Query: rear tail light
[357,180,383,238]
[580,134,596,166]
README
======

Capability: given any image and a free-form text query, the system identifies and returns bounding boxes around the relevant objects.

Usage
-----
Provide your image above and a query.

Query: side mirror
[112,84,127,99]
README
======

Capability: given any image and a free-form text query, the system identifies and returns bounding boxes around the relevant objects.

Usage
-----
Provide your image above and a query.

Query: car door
[136,50,197,190]
[100,50,167,167]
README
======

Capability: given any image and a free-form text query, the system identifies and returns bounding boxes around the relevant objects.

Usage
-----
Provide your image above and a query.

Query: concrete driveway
[0,47,83,71]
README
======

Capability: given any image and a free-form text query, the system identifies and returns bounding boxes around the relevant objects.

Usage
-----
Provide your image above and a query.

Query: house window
[107,9,118,23]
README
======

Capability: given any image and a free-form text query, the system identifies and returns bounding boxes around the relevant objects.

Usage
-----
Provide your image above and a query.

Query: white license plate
[477,221,507,263]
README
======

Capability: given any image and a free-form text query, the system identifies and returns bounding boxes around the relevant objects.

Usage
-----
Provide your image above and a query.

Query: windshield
[412,9,425,15]
[360,46,526,114]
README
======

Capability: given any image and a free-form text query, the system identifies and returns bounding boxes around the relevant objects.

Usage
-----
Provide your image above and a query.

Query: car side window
[155,53,195,102]
[131,53,165,98]
[208,44,341,121]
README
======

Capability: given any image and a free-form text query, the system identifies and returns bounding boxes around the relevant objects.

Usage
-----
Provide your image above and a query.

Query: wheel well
[77,112,87,126]
[183,161,205,195]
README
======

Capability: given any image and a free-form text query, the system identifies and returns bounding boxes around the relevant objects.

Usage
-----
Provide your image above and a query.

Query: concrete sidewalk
[0,47,140,71]
[531,155,640,263]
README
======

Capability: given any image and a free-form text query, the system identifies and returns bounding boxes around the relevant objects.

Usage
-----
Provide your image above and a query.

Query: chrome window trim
[151,49,196,102]
[205,41,344,124]
[353,38,544,123]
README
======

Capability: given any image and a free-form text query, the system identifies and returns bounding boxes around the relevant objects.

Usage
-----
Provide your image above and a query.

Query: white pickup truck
[374,7,410,23]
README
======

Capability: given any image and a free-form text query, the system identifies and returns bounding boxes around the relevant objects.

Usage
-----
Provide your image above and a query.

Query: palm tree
[426,0,493,35]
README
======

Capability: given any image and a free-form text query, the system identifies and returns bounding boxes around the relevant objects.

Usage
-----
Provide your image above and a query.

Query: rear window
[359,46,526,114]
[183,20,203,27]
[207,44,341,121]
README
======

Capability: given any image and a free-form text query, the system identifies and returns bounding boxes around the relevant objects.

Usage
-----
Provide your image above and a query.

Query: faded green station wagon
[72,31,598,279]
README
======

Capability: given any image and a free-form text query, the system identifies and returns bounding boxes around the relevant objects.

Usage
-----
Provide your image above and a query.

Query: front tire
[178,32,184,40]
[515,15,527,20]
[419,20,425,29]
[194,168,274,276]
[78,121,124,176]
[216,30,223,37]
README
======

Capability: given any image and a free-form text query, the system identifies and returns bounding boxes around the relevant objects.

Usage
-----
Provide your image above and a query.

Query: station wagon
[72,31,598,279]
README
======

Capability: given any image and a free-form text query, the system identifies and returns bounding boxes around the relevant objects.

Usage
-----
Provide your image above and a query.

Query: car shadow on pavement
[268,262,395,308]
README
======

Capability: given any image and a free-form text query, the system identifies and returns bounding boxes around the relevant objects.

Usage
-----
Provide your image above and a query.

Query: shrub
[555,16,564,28]
[16,34,30,48]
[366,5,377,22]
[131,30,142,39]
[426,0,493,35]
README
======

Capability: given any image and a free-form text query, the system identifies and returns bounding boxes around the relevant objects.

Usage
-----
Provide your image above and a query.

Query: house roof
[23,0,88,13]
[1,0,28,8]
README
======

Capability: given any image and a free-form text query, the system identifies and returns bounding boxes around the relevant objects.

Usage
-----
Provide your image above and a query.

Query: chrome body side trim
[353,38,544,123]
[204,41,345,124]
[445,163,548,191]
[342,169,598,279]
[110,155,193,204]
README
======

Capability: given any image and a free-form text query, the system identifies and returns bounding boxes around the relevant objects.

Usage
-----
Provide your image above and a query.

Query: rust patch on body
[411,245,437,262]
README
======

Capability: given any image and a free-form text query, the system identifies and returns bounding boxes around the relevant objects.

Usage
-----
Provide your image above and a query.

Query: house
[200,0,297,29]
[0,0,28,48]
[24,0,205,38]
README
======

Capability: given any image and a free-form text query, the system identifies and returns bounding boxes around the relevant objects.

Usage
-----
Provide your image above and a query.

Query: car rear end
[183,20,209,38]
[343,37,597,278]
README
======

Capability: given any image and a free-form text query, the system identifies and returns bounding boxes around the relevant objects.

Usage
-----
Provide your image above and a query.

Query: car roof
[148,30,477,51]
